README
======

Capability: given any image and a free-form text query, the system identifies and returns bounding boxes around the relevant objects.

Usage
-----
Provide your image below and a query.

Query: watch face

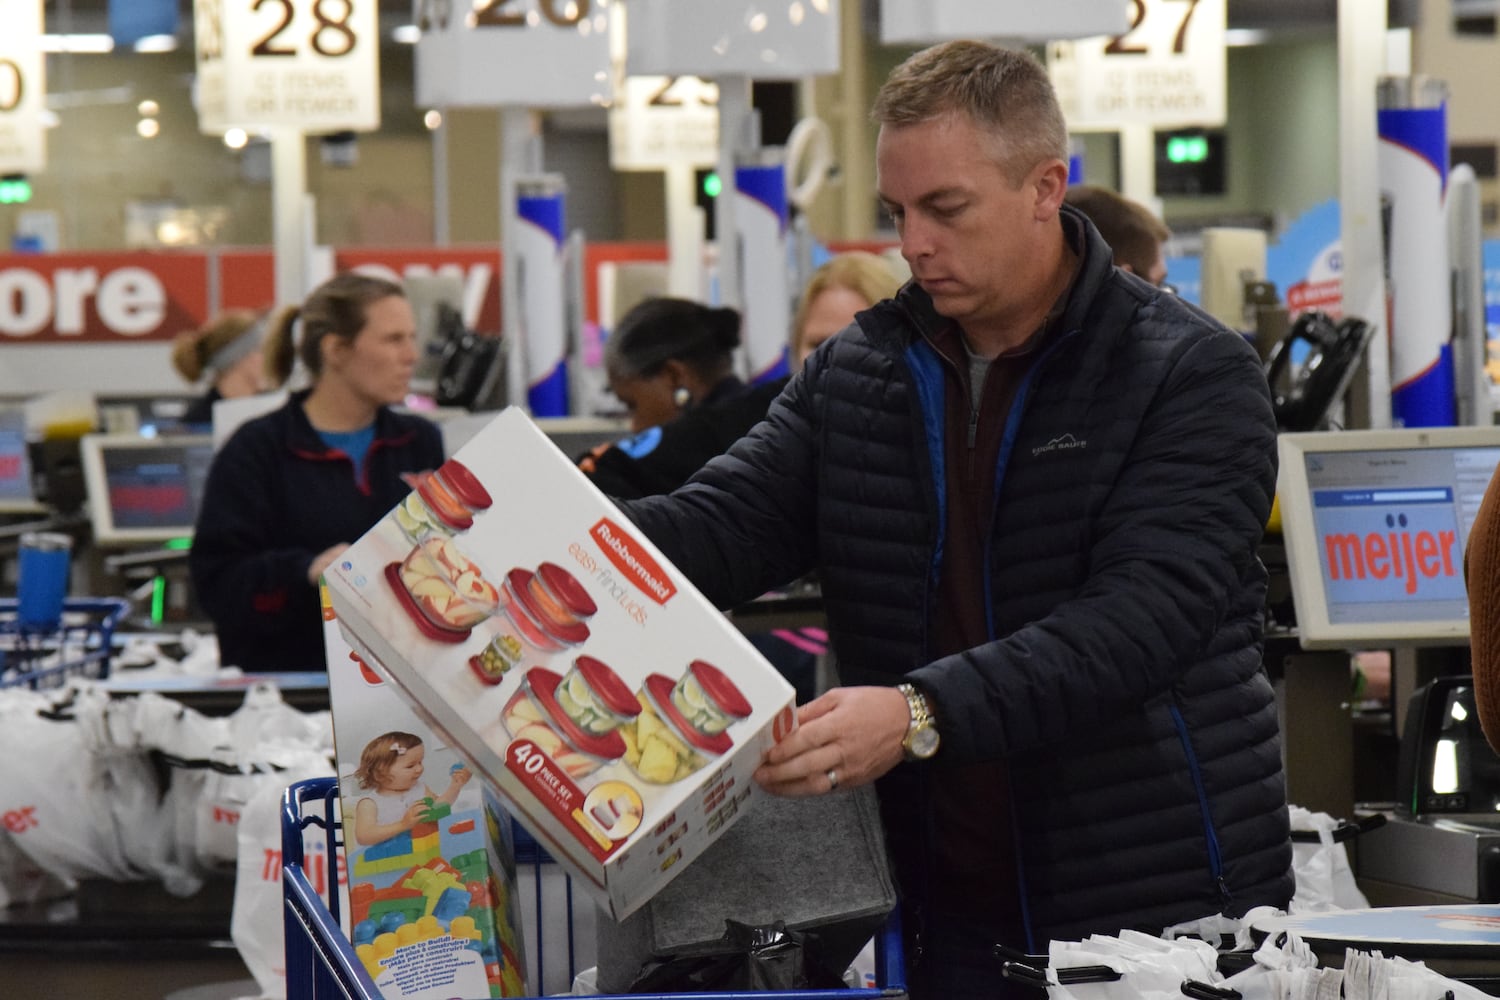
[908,725,940,759]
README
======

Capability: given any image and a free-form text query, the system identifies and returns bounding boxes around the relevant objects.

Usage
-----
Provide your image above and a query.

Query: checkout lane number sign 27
[1050,0,1227,129]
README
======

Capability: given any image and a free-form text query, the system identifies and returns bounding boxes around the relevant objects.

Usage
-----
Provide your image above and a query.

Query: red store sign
[0,243,676,346]
[0,253,209,343]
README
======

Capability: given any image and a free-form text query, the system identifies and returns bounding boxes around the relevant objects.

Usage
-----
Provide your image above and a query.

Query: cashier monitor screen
[1278,427,1500,650]
[81,433,215,546]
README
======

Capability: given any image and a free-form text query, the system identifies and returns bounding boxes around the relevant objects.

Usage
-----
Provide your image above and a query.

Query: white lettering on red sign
[352,262,493,329]
[0,266,167,338]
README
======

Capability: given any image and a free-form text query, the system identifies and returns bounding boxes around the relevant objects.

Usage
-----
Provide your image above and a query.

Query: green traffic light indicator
[701,171,722,199]
[0,176,31,204]
[1166,136,1209,165]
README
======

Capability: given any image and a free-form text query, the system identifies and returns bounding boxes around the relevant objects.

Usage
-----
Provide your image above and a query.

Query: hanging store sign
[881,0,1128,43]
[608,75,718,172]
[625,0,839,79]
[1049,0,1227,129]
[0,0,45,173]
[194,0,381,133]
[413,0,612,109]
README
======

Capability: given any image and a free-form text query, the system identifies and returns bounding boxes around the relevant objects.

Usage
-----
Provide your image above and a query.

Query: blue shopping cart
[0,597,130,689]
[281,777,906,1000]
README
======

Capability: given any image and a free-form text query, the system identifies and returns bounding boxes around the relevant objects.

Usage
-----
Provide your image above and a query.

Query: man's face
[876,112,1063,340]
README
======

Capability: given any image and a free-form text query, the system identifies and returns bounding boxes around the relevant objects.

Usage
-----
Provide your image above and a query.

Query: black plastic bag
[626,919,847,993]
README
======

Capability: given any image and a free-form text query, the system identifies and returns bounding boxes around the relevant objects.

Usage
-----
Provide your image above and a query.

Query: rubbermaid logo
[591,518,678,605]
[1032,433,1087,458]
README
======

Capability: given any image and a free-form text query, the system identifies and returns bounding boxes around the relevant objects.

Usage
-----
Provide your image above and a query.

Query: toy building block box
[321,584,530,998]
[324,407,797,920]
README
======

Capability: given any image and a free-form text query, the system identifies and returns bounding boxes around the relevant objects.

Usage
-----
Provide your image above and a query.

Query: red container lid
[535,562,598,618]
[644,674,732,756]
[525,667,627,760]
[415,477,474,531]
[688,660,753,720]
[506,569,589,645]
[572,655,641,719]
[437,459,492,511]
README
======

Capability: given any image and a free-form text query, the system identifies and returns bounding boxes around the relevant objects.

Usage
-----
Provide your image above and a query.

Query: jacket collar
[281,388,412,456]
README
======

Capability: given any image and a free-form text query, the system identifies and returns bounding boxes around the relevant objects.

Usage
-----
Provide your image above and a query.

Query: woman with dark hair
[601,297,747,433]
[190,272,443,672]
[580,297,783,499]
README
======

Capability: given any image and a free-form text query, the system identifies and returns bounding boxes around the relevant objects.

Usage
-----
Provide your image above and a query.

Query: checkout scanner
[1356,675,1500,905]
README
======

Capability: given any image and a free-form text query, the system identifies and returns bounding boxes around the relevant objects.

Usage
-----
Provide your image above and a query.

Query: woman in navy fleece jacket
[189,273,443,672]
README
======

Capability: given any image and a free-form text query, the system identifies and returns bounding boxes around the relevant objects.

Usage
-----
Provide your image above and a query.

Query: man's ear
[1119,262,1137,275]
[1032,158,1070,220]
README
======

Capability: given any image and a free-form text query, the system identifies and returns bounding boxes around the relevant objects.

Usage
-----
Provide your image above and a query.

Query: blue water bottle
[17,531,72,630]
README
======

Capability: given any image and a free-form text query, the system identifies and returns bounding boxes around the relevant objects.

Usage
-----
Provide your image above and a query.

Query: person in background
[792,250,907,370]
[584,259,903,501]
[599,297,750,434]
[171,310,274,426]
[618,40,1291,996]
[579,298,782,500]
[190,272,443,672]
[1064,183,1172,288]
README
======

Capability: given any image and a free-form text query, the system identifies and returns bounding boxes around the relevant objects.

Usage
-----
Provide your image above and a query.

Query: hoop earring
[672,386,692,409]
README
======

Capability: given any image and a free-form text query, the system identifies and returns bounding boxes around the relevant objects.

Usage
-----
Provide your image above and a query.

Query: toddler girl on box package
[321,584,529,998]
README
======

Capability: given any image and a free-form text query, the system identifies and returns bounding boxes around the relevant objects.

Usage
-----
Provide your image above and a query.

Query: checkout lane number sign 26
[418,0,590,32]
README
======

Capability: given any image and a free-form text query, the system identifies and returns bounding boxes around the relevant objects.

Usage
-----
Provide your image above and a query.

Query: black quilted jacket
[623,207,1294,945]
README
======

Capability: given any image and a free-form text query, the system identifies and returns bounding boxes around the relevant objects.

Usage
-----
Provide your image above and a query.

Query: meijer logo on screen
[1323,512,1458,596]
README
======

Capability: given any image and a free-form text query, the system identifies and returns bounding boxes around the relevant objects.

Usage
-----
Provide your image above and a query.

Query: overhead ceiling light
[1225,28,1270,47]
[40,34,115,53]
[133,34,179,53]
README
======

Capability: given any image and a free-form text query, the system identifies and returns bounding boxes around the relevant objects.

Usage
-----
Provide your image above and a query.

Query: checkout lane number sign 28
[195,0,380,132]
[199,0,361,61]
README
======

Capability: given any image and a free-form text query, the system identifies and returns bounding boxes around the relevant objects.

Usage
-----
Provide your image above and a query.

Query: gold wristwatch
[897,683,940,761]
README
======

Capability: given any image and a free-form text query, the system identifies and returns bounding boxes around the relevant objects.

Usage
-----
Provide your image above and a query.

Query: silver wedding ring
[826,768,839,791]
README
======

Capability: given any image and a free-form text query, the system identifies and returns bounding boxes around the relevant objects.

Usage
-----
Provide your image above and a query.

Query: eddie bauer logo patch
[1032,433,1087,458]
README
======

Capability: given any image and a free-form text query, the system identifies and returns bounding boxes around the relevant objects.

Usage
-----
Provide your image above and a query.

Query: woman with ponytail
[190,272,443,672]
[170,309,275,426]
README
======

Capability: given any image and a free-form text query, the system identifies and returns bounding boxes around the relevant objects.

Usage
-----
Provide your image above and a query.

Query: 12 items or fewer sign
[1049,0,1227,129]
[324,408,797,919]
[194,0,380,133]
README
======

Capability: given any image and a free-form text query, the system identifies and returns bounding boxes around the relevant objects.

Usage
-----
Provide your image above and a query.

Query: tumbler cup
[17,531,72,629]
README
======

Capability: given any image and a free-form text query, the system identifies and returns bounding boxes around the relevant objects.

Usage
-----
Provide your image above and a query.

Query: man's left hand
[754,686,909,797]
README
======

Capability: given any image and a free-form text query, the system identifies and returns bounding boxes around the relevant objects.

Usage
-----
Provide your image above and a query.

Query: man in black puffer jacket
[622,41,1291,997]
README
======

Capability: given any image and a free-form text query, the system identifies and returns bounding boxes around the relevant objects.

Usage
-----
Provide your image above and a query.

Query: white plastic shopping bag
[230,746,337,1000]
[0,682,136,882]
[1288,805,1369,912]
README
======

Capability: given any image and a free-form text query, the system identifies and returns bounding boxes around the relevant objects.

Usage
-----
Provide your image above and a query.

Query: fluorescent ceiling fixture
[392,23,420,44]
[1225,28,1269,47]
[41,34,115,53]
[133,34,179,53]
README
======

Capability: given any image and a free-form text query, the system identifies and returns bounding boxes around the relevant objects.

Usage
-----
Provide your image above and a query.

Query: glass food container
[393,537,499,634]
[393,459,493,542]
[623,664,750,786]
[494,565,595,657]
[501,667,628,779]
